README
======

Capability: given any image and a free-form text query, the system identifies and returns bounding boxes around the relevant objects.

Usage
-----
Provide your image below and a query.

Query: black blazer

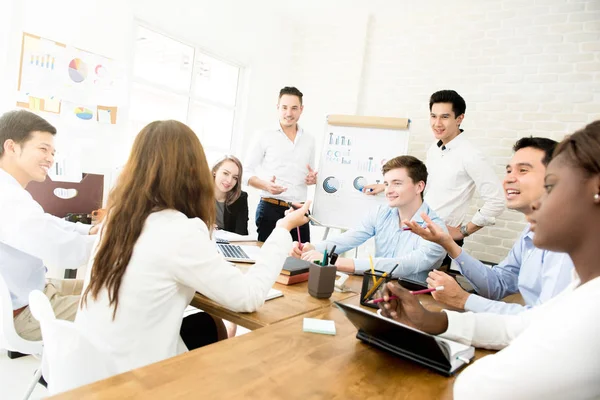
[222,191,249,235]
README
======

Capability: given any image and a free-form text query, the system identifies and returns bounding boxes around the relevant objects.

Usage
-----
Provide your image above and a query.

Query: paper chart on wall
[19,35,66,100]
[17,33,124,124]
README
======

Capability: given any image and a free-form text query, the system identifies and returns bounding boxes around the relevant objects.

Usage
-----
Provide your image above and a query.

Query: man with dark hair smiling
[0,110,95,341]
[365,90,505,243]
[404,137,574,314]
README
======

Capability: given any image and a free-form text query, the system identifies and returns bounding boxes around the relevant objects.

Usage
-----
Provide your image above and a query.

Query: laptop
[217,243,262,263]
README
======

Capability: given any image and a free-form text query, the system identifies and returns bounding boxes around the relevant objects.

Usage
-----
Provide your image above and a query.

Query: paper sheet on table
[214,230,258,242]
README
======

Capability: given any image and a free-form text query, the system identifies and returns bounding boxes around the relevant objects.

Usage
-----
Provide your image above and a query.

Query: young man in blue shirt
[290,155,447,278]
[404,137,573,314]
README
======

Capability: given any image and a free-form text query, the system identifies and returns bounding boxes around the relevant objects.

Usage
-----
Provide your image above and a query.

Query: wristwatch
[460,224,470,237]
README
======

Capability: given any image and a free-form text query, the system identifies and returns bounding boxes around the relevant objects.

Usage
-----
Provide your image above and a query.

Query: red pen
[409,286,444,295]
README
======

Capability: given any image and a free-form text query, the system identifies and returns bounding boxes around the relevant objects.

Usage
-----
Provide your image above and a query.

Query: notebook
[217,243,262,263]
[335,302,474,376]
[266,288,283,301]
[280,257,312,276]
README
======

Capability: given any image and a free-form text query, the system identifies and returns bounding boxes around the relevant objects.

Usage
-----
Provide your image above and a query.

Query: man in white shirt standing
[364,90,505,243]
[244,87,317,242]
[425,89,505,241]
[0,110,95,341]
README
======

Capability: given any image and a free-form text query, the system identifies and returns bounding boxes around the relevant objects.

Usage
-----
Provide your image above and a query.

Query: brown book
[276,272,310,285]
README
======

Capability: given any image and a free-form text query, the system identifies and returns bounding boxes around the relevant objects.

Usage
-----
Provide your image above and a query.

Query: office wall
[2,0,598,263]
[290,0,600,262]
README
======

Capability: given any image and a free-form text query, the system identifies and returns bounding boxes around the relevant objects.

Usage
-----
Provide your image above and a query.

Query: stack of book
[276,257,312,285]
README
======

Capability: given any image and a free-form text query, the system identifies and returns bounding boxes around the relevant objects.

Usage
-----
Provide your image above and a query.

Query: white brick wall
[285,0,600,263]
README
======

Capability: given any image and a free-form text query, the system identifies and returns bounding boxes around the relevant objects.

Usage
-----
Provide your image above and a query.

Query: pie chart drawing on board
[68,58,88,83]
[323,176,340,194]
[353,176,368,192]
[74,107,94,120]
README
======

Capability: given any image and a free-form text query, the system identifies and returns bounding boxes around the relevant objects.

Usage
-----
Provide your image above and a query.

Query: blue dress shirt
[454,226,574,314]
[314,202,447,278]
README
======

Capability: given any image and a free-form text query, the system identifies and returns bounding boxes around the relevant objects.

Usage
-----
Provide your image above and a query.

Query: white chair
[0,274,44,400]
[28,290,118,395]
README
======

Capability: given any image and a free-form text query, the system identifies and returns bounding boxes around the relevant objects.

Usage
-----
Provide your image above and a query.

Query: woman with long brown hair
[76,120,310,374]
[212,155,249,235]
[380,120,600,399]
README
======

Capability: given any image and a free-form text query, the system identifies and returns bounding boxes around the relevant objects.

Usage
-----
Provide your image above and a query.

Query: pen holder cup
[308,264,337,299]
[360,270,393,309]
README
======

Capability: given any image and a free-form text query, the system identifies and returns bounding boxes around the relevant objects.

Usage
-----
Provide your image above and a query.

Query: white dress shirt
[424,134,505,227]
[442,274,600,400]
[244,124,315,202]
[0,168,94,309]
[76,210,292,374]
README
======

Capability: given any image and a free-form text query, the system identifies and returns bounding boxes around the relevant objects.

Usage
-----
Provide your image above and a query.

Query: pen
[296,227,303,250]
[322,248,328,266]
[410,286,444,295]
[287,202,323,226]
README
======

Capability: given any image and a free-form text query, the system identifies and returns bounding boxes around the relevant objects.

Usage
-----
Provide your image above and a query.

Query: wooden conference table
[51,306,492,400]
[190,260,359,330]
[50,243,495,399]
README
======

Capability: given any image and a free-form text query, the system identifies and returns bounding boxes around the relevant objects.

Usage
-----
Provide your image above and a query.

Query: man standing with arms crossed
[245,87,317,242]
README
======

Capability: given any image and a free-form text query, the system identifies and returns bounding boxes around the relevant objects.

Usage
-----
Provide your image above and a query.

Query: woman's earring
[595,193,600,202]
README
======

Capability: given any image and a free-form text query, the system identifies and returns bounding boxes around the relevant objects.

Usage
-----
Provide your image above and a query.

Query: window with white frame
[130,25,241,164]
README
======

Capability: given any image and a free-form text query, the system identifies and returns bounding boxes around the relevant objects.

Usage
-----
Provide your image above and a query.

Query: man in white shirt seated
[0,110,95,341]
[364,90,505,242]
[404,137,573,314]
[244,86,317,242]
[290,156,447,278]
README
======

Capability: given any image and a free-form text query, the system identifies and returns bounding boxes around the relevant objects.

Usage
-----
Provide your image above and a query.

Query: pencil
[369,255,376,285]
[322,248,328,266]
[363,274,386,301]
[296,227,303,250]
[362,264,399,302]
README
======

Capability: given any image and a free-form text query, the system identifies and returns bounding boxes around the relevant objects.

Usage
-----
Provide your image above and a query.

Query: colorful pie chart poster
[74,106,95,120]
[68,58,88,83]
[61,101,97,125]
